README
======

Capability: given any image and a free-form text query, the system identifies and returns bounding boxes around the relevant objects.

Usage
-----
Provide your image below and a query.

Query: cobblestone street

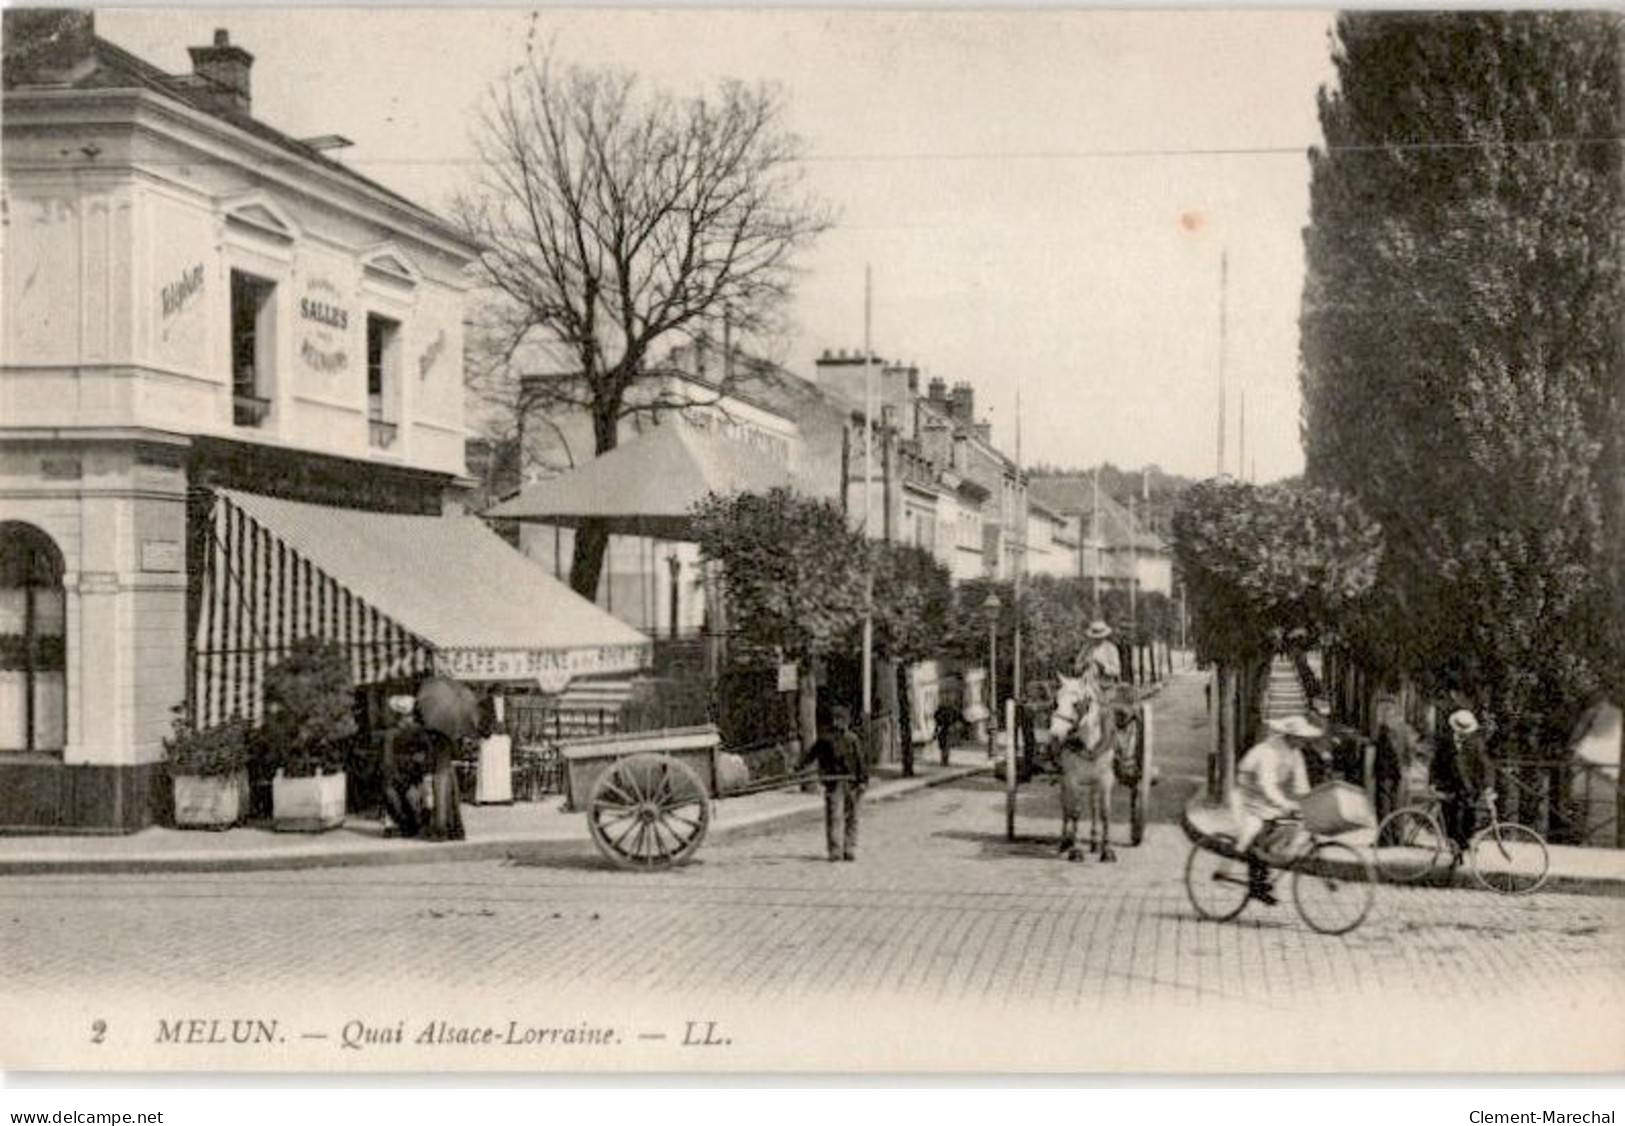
[5,676,1624,1072]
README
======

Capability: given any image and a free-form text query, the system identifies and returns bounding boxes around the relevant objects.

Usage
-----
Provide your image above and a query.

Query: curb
[1180,801,1625,900]
[0,763,991,878]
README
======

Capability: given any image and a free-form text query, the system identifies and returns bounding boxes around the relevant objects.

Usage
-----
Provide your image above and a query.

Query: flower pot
[172,771,250,829]
[271,769,347,832]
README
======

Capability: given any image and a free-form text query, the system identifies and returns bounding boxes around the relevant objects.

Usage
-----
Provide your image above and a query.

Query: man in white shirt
[1232,713,1322,904]
[1075,620,1122,685]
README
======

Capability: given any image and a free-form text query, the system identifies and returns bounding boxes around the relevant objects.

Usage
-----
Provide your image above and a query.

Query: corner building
[0,13,485,830]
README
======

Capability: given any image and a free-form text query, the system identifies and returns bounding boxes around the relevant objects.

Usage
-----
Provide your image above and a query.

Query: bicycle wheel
[1184,840,1251,922]
[1470,823,1550,895]
[1292,841,1375,935]
[1373,807,1446,884]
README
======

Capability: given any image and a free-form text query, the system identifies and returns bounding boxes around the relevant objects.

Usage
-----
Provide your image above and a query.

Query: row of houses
[480,347,1173,640]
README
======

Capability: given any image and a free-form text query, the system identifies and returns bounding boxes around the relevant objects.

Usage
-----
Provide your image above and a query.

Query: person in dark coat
[798,704,869,861]
[1432,709,1487,856]
[933,701,957,766]
[380,694,429,838]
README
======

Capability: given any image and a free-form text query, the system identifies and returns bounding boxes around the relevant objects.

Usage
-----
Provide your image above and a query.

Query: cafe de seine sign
[434,643,650,693]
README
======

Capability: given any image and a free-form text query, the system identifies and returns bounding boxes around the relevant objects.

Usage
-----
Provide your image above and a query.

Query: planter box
[172,771,250,830]
[271,770,347,832]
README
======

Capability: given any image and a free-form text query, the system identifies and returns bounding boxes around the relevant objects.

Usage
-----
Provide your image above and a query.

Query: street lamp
[984,591,1001,759]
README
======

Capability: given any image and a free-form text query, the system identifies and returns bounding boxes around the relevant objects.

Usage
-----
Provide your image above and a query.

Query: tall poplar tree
[1299,12,1623,751]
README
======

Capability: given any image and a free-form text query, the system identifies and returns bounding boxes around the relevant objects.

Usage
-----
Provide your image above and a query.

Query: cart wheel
[1131,704,1153,846]
[586,752,710,870]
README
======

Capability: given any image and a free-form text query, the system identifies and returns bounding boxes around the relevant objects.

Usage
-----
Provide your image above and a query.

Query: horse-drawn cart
[1041,676,1156,857]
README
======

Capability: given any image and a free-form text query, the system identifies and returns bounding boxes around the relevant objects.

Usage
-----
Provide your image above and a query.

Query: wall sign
[141,540,182,573]
[434,643,650,686]
[161,264,205,319]
[298,276,349,372]
[418,329,447,380]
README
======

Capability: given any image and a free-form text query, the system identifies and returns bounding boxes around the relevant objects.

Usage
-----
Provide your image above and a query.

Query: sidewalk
[0,745,991,877]
[1183,797,1625,898]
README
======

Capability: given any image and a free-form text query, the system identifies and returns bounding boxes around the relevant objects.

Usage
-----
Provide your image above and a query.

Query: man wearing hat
[1075,620,1123,687]
[1231,713,1323,904]
[797,704,869,861]
[1433,709,1487,857]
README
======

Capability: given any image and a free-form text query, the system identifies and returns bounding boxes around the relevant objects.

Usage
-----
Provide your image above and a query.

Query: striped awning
[190,489,651,727]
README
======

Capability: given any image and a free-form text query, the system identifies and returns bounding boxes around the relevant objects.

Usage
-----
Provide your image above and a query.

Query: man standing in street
[798,704,869,861]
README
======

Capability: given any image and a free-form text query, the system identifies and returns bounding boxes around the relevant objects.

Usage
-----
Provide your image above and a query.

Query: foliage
[690,488,869,667]
[261,638,358,776]
[162,706,251,778]
[1299,11,1624,749]
[458,39,833,598]
[865,543,953,665]
[1171,479,1384,665]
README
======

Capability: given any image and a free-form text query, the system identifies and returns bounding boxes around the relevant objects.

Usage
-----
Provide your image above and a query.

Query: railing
[233,392,271,428]
[368,419,399,449]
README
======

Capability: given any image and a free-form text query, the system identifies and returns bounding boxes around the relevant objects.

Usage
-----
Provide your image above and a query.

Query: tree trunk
[798,659,819,753]
[569,521,611,600]
[877,656,901,765]
[568,402,622,600]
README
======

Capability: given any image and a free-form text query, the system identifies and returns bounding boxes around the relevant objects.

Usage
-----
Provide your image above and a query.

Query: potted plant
[262,637,357,832]
[164,707,252,829]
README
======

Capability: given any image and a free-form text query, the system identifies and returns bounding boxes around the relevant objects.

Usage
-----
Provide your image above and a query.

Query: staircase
[1262,656,1309,721]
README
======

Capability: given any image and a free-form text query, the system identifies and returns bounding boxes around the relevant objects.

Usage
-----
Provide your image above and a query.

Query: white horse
[1050,672,1125,862]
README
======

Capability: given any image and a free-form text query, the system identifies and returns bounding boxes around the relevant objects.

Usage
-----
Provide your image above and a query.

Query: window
[366,314,400,449]
[230,271,276,427]
[0,523,66,754]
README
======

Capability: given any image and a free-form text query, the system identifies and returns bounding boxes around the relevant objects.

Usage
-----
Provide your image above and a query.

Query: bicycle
[1184,813,1376,935]
[1373,787,1549,894]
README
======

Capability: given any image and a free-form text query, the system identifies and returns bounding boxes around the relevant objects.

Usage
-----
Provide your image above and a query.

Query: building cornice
[3,88,483,266]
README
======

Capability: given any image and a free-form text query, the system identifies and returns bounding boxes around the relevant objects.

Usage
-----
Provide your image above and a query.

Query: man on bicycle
[1232,713,1323,904]
[1433,709,1487,860]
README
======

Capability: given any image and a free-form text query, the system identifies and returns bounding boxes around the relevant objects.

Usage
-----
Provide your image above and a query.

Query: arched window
[0,523,66,753]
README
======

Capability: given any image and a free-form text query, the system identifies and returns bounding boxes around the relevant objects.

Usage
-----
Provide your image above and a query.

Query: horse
[1049,672,1125,862]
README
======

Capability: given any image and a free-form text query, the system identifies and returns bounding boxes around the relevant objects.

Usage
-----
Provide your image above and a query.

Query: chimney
[974,421,993,446]
[950,381,975,424]
[3,9,98,84]
[188,28,253,115]
[927,377,947,404]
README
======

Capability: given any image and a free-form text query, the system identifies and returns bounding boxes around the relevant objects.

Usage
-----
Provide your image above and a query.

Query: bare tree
[456,52,833,598]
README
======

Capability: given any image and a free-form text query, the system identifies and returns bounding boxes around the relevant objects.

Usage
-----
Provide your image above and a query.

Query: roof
[221,488,649,657]
[1029,476,1166,552]
[7,30,463,246]
[484,413,795,536]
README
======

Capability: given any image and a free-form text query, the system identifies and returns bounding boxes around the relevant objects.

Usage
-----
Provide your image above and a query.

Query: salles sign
[299,276,349,372]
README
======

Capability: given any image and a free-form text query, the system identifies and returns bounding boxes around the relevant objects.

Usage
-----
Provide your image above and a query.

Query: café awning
[485,416,795,538]
[190,489,650,726]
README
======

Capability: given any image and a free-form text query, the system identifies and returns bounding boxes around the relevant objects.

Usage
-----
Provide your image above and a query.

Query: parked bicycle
[1373,787,1549,894]
[1184,813,1376,935]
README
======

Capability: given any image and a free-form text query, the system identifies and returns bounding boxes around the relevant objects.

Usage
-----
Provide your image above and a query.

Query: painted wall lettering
[299,276,350,371]
[161,264,205,319]
[418,329,447,379]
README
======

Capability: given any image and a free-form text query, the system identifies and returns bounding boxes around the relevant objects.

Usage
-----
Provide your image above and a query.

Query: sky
[101,7,1340,483]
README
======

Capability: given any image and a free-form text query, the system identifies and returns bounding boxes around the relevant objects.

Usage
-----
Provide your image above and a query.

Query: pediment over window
[222,194,298,243]
[361,244,420,288]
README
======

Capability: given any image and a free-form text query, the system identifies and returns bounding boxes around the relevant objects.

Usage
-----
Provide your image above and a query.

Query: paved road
[3,672,1620,1071]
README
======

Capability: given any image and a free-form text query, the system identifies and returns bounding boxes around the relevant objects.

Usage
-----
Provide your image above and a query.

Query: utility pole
[1239,388,1247,483]
[1091,463,1102,612]
[1217,247,1228,478]
[1013,380,1023,706]
[862,267,875,726]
